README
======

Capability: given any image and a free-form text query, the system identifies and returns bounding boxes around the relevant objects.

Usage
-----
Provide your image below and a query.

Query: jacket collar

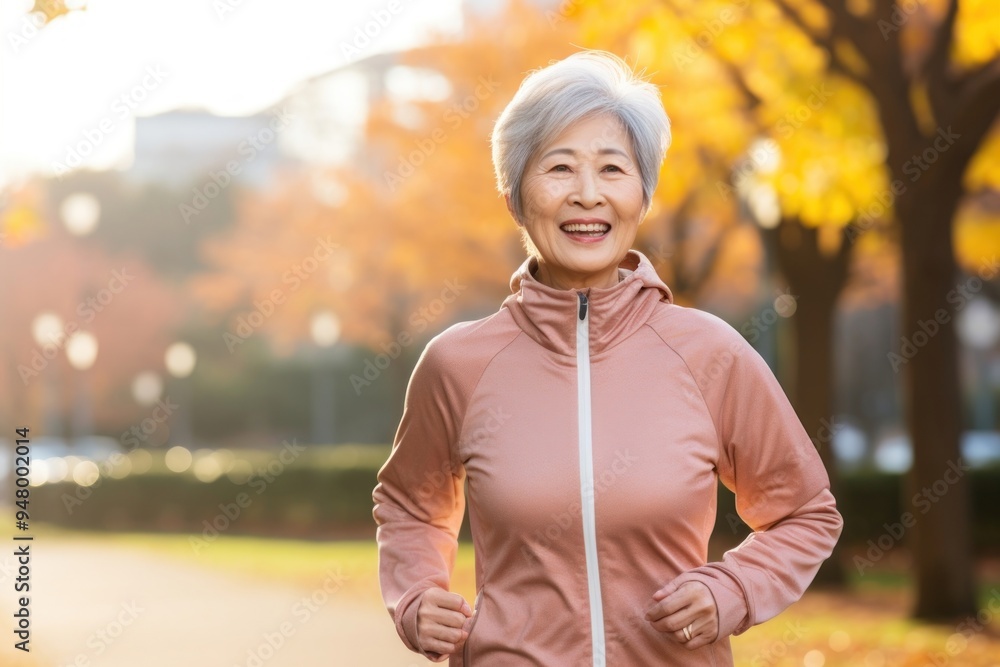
[501,249,674,357]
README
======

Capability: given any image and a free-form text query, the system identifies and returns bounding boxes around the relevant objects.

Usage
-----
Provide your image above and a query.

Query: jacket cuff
[672,563,752,641]
[397,587,445,661]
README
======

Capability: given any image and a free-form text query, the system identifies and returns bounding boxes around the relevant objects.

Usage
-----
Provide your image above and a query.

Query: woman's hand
[645,580,720,650]
[416,587,474,661]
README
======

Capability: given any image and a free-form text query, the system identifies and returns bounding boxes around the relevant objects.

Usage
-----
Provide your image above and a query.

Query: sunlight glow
[0,0,463,181]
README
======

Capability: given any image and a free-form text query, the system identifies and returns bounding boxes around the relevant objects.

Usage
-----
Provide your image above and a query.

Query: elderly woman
[373,50,842,666]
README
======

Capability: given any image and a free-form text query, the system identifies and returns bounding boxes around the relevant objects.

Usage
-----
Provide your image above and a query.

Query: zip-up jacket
[373,249,844,666]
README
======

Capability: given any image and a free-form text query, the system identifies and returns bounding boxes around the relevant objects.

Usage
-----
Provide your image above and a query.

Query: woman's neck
[532,260,621,290]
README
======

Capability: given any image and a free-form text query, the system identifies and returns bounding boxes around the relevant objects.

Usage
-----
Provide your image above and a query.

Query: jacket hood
[501,249,673,357]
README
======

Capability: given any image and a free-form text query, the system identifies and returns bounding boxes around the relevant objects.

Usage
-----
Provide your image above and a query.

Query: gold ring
[683,624,693,641]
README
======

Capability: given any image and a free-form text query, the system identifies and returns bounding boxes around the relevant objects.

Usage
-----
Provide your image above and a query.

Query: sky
[0,0,464,185]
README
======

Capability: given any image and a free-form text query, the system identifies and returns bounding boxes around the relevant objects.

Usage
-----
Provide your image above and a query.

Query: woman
[373,50,842,666]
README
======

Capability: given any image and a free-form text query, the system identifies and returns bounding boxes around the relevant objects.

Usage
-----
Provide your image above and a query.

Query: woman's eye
[548,164,622,173]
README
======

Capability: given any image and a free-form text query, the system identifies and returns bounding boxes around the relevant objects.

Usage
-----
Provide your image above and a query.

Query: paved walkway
[0,540,433,667]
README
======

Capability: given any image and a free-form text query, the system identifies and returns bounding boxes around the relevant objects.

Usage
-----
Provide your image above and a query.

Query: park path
[0,539,433,667]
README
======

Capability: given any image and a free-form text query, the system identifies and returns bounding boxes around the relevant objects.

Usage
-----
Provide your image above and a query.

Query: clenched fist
[416,587,474,661]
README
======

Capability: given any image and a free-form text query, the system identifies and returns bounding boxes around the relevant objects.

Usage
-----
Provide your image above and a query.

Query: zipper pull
[578,291,589,320]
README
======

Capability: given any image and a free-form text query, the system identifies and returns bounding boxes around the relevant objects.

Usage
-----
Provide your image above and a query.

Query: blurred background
[1,0,999,665]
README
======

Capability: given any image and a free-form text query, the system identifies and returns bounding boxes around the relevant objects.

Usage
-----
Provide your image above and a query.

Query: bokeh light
[803,649,826,667]
[164,446,193,473]
[131,371,164,406]
[128,449,154,474]
[72,460,100,487]
[192,449,223,482]
[165,342,197,378]
[59,192,101,236]
[65,331,99,370]
[829,629,851,652]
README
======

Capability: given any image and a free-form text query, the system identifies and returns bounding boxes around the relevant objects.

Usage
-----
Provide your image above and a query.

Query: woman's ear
[505,193,523,227]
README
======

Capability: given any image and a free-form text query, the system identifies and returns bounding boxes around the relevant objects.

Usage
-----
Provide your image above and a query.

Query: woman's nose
[569,170,604,207]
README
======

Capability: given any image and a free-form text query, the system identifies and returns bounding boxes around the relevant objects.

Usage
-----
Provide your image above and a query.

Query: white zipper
[576,291,605,667]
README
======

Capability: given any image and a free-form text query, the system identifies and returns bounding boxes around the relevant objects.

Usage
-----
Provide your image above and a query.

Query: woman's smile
[560,218,612,242]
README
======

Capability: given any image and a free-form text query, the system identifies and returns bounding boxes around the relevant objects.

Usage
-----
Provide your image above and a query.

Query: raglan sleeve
[671,319,844,641]
[372,339,467,660]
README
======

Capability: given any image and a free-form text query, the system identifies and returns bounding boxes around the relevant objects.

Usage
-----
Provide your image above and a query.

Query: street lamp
[165,343,196,378]
[957,297,1000,430]
[65,331,98,446]
[31,312,64,347]
[310,310,341,445]
[131,371,163,406]
[31,312,65,438]
[66,332,98,369]
[130,371,166,449]
[165,342,197,446]
[311,311,341,347]
[59,193,100,236]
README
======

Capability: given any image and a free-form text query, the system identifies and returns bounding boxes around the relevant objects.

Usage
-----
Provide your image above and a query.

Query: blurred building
[126,110,298,189]
[271,0,563,183]
[273,49,452,188]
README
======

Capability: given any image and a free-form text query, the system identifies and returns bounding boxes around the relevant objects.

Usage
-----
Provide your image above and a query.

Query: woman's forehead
[535,115,635,158]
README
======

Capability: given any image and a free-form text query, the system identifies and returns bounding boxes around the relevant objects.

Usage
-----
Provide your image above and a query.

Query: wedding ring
[683,624,693,641]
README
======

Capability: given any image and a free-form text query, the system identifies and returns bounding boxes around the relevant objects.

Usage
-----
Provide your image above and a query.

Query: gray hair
[490,50,671,224]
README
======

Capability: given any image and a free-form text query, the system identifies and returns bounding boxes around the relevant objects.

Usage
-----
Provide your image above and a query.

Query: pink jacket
[373,249,843,666]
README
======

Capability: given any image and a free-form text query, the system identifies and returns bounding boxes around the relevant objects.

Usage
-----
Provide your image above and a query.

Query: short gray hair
[491,50,671,223]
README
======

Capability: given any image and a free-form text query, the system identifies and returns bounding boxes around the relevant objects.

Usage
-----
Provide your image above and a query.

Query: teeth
[562,223,610,233]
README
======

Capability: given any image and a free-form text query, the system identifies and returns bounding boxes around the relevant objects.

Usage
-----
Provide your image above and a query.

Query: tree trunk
[772,220,851,587]
[897,192,977,620]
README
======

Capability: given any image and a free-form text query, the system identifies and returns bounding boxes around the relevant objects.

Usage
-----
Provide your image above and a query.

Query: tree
[773,0,999,620]
[572,0,1000,616]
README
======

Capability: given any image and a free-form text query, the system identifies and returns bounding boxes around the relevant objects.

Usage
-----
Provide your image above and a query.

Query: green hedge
[29,445,390,539]
[27,447,1000,550]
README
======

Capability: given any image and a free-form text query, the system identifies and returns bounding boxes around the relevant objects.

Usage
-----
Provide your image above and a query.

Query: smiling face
[510,113,647,290]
